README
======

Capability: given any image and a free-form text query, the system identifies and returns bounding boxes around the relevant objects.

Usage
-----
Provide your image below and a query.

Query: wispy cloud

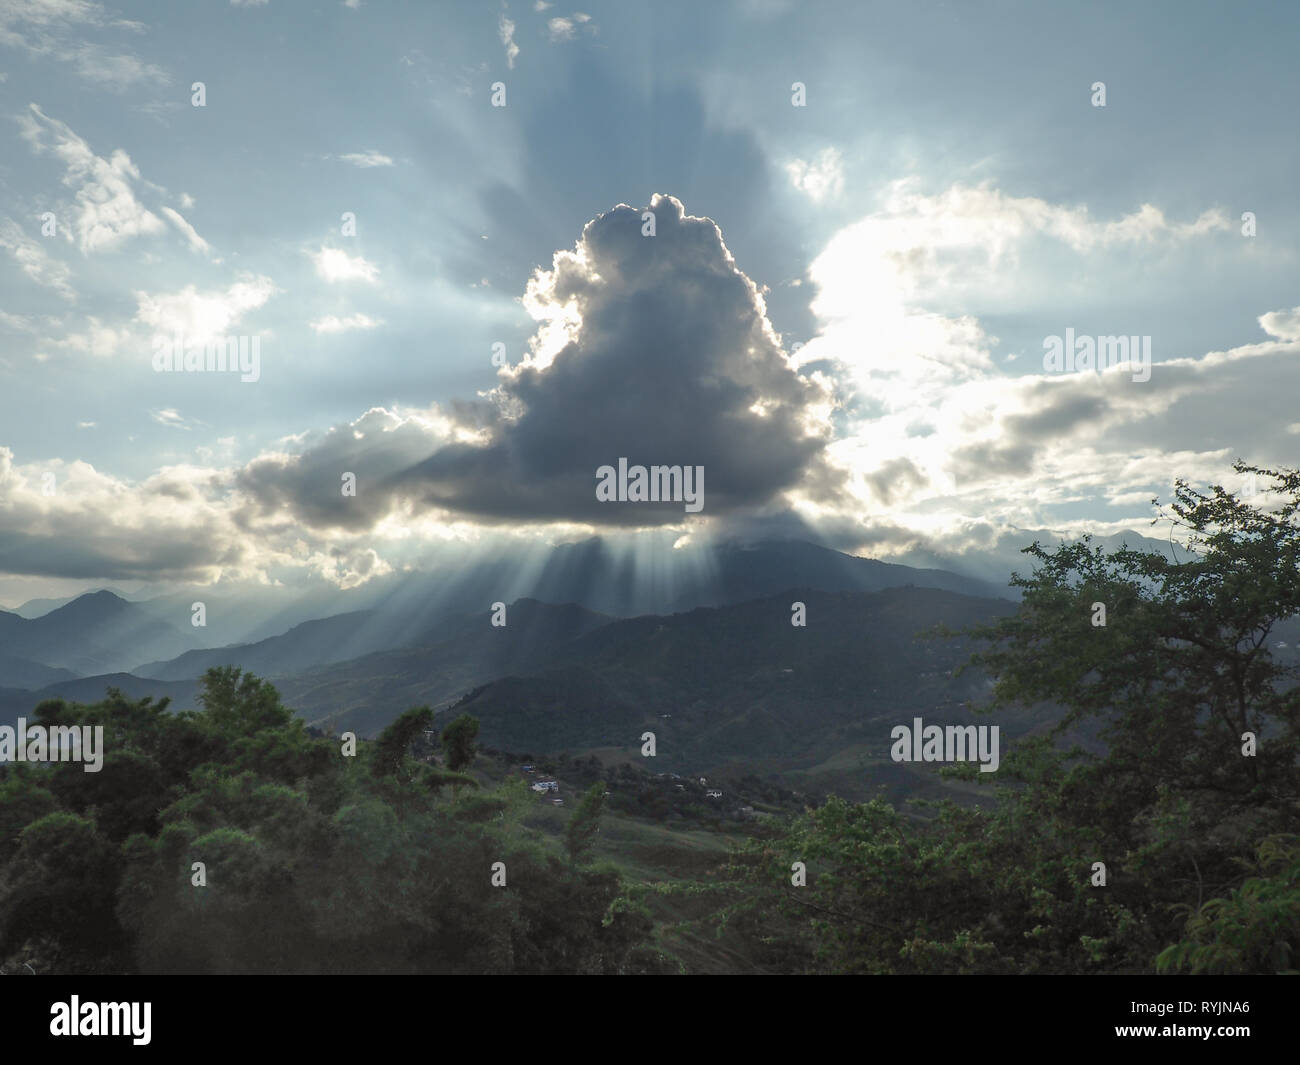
[336,150,394,168]
[0,0,168,91]
[498,13,518,68]
[310,313,382,334]
[159,206,213,256]
[151,408,186,428]
[18,104,168,254]
[547,12,593,41]
[0,217,75,299]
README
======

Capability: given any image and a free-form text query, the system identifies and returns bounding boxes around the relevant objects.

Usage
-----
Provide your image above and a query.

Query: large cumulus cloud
[240,194,837,528]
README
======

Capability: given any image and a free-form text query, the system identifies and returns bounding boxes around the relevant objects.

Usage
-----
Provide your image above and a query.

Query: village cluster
[517,763,725,805]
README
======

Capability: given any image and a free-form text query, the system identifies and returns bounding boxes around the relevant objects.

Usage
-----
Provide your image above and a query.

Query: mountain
[134,539,1009,682]
[10,591,107,619]
[662,539,1006,610]
[445,586,1023,769]
[0,655,79,689]
[135,610,384,682]
[274,599,612,735]
[262,584,1029,800]
[0,584,1042,807]
[0,591,200,678]
[889,527,1192,591]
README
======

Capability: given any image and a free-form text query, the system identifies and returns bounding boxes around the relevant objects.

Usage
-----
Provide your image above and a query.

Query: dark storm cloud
[231,408,444,532]
[240,195,837,530]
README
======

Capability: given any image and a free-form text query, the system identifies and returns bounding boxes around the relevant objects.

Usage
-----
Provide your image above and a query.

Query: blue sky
[1,0,1298,605]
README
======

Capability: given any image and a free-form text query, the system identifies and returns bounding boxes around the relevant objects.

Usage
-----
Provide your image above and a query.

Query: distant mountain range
[127,538,1006,683]
[0,539,1020,737]
[0,590,200,677]
[0,583,1029,804]
[889,526,1192,589]
[4,534,1203,792]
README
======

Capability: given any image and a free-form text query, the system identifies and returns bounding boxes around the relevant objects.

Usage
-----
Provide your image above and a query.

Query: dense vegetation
[715,463,1300,973]
[0,673,662,974]
[1,463,1296,974]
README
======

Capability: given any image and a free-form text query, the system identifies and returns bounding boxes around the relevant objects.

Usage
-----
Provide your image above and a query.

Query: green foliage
[441,713,480,772]
[0,670,649,974]
[372,705,433,778]
[717,463,1300,974]
[1157,835,1300,974]
[565,782,607,865]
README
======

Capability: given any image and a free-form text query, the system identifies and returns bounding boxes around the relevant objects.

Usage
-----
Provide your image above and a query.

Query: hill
[0,591,199,678]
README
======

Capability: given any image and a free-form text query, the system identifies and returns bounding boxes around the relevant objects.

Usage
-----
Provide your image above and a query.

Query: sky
[1,0,1298,607]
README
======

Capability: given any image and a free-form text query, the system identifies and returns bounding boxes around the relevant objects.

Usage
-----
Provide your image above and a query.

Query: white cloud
[0,1,167,90]
[546,11,594,41]
[151,408,190,429]
[785,147,843,203]
[312,246,379,284]
[750,179,1284,564]
[0,310,36,332]
[796,180,1234,402]
[498,14,518,68]
[134,274,279,340]
[19,104,166,254]
[159,206,213,256]
[53,314,123,357]
[0,217,75,299]
[64,43,167,88]
[310,313,383,334]
[337,150,394,168]
[1258,305,1300,342]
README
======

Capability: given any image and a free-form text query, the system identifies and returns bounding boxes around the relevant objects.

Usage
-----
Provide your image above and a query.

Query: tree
[441,714,480,772]
[718,462,1300,973]
[1,671,652,974]
[564,782,607,865]
[372,706,434,778]
[961,460,1300,838]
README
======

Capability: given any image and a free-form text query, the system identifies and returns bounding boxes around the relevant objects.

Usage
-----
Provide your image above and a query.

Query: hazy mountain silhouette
[131,540,1006,682]
[0,591,199,676]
